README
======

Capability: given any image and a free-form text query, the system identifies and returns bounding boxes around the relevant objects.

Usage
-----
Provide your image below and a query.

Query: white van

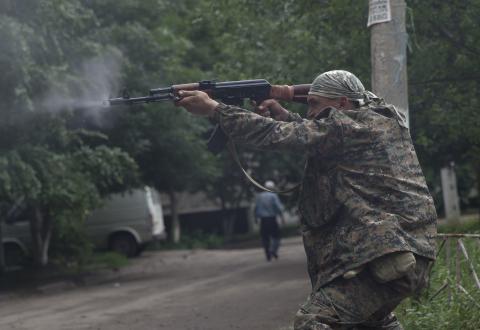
[87,186,166,257]
[2,186,166,266]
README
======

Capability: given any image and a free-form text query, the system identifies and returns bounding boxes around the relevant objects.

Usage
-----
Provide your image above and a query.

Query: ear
[338,96,349,108]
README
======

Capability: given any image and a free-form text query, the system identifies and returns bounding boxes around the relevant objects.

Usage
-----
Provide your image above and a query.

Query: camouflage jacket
[212,102,437,288]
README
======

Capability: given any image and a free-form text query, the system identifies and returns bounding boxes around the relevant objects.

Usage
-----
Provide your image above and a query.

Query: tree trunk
[222,214,235,241]
[30,206,51,267]
[246,203,256,234]
[220,197,235,241]
[40,215,52,266]
[0,220,5,273]
[477,163,480,219]
[168,190,181,243]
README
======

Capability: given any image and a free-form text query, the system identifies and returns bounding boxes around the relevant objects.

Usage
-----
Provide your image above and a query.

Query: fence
[431,233,480,307]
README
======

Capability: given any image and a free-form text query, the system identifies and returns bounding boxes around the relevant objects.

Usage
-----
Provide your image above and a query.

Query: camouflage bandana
[309,70,378,105]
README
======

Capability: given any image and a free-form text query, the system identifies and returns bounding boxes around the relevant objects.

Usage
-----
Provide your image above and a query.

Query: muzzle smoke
[38,51,123,126]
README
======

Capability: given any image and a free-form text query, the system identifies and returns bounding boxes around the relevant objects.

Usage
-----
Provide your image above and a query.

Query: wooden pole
[457,284,480,308]
[446,238,452,303]
[437,233,480,238]
[436,238,446,258]
[458,239,480,290]
[456,239,462,290]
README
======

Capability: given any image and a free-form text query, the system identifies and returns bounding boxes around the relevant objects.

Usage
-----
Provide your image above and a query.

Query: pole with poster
[368,0,409,127]
[369,1,461,221]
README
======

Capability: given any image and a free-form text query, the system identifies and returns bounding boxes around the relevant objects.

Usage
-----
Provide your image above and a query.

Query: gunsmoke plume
[38,50,124,126]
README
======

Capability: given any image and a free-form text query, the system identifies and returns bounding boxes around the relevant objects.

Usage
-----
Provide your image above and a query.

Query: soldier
[176,70,437,329]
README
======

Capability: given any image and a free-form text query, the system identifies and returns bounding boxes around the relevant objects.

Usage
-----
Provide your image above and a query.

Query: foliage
[1,0,480,264]
[397,219,480,329]
[49,216,94,271]
[0,111,139,266]
[189,0,369,209]
[106,106,218,194]
[396,238,480,329]
[89,252,129,271]
[407,0,480,211]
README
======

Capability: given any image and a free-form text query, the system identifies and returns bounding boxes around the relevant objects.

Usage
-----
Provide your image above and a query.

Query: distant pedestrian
[254,181,285,261]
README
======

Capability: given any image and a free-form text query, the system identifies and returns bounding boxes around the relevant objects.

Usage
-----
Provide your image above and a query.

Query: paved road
[0,236,310,330]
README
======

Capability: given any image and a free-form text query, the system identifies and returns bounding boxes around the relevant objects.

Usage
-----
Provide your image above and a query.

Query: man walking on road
[175,70,437,329]
[255,180,285,261]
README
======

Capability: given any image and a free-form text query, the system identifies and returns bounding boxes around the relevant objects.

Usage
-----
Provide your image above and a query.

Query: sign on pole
[367,0,392,27]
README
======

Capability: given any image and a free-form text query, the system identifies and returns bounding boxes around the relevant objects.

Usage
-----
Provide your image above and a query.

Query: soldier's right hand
[253,99,289,121]
[175,90,219,117]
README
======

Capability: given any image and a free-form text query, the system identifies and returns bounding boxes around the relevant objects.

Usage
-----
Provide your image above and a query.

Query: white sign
[367,0,392,27]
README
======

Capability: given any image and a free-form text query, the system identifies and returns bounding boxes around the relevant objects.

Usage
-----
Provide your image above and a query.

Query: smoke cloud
[38,51,124,127]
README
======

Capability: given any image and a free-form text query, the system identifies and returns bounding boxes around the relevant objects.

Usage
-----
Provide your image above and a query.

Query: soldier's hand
[253,99,289,121]
[175,90,219,117]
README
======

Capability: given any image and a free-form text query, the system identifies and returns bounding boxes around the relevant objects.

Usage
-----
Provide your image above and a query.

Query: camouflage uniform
[211,94,436,329]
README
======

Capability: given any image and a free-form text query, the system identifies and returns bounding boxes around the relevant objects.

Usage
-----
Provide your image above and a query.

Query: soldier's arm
[175,90,339,154]
[253,99,303,123]
[212,103,336,154]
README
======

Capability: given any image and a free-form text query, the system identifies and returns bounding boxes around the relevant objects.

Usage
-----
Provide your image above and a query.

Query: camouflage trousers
[294,256,431,330]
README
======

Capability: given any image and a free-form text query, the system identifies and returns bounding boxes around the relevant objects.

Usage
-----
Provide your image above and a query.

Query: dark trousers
[260,216,280,260]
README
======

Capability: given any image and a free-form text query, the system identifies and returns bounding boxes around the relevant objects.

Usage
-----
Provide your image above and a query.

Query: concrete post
[441,163,461,223]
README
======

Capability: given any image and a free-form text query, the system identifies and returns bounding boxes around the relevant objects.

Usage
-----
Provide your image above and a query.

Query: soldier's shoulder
[367,102,408,128]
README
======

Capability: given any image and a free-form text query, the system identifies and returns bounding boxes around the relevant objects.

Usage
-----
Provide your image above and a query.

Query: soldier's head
[307,70,365,119]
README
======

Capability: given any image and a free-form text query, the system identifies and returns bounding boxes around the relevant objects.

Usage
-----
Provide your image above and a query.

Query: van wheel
[4,243,27,267]
[109,233,138,258]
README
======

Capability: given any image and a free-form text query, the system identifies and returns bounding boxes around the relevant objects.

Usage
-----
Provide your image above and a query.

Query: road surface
[0,236,310,330]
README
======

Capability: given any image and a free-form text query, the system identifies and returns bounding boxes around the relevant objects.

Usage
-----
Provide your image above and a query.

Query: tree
[0,112,138,266]
[0,1,139,266]
[107,105,218,242]
[407,0,480,211]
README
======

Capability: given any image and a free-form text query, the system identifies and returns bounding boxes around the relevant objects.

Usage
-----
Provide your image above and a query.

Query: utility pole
[369,0,461,222]
[369,0,409,126]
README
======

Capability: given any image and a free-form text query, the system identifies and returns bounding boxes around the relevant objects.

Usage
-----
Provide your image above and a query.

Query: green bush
[89,252,129,270]
[153,231,225,250]
[49,218,94,272]
[50,217,129,272]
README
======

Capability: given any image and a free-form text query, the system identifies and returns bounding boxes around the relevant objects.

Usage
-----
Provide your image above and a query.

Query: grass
[151,231,225,250]
[396,219,480,329]
[88,252,129,270]
[46,251,130,278]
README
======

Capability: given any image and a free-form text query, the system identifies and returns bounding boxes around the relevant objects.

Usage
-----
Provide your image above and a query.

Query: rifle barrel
[107,93,172,106]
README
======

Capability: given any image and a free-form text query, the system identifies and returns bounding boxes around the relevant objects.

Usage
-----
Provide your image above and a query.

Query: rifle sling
[227,141,300,195]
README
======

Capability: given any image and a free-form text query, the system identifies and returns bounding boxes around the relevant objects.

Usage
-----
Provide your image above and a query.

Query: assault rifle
[106,79,310,153]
